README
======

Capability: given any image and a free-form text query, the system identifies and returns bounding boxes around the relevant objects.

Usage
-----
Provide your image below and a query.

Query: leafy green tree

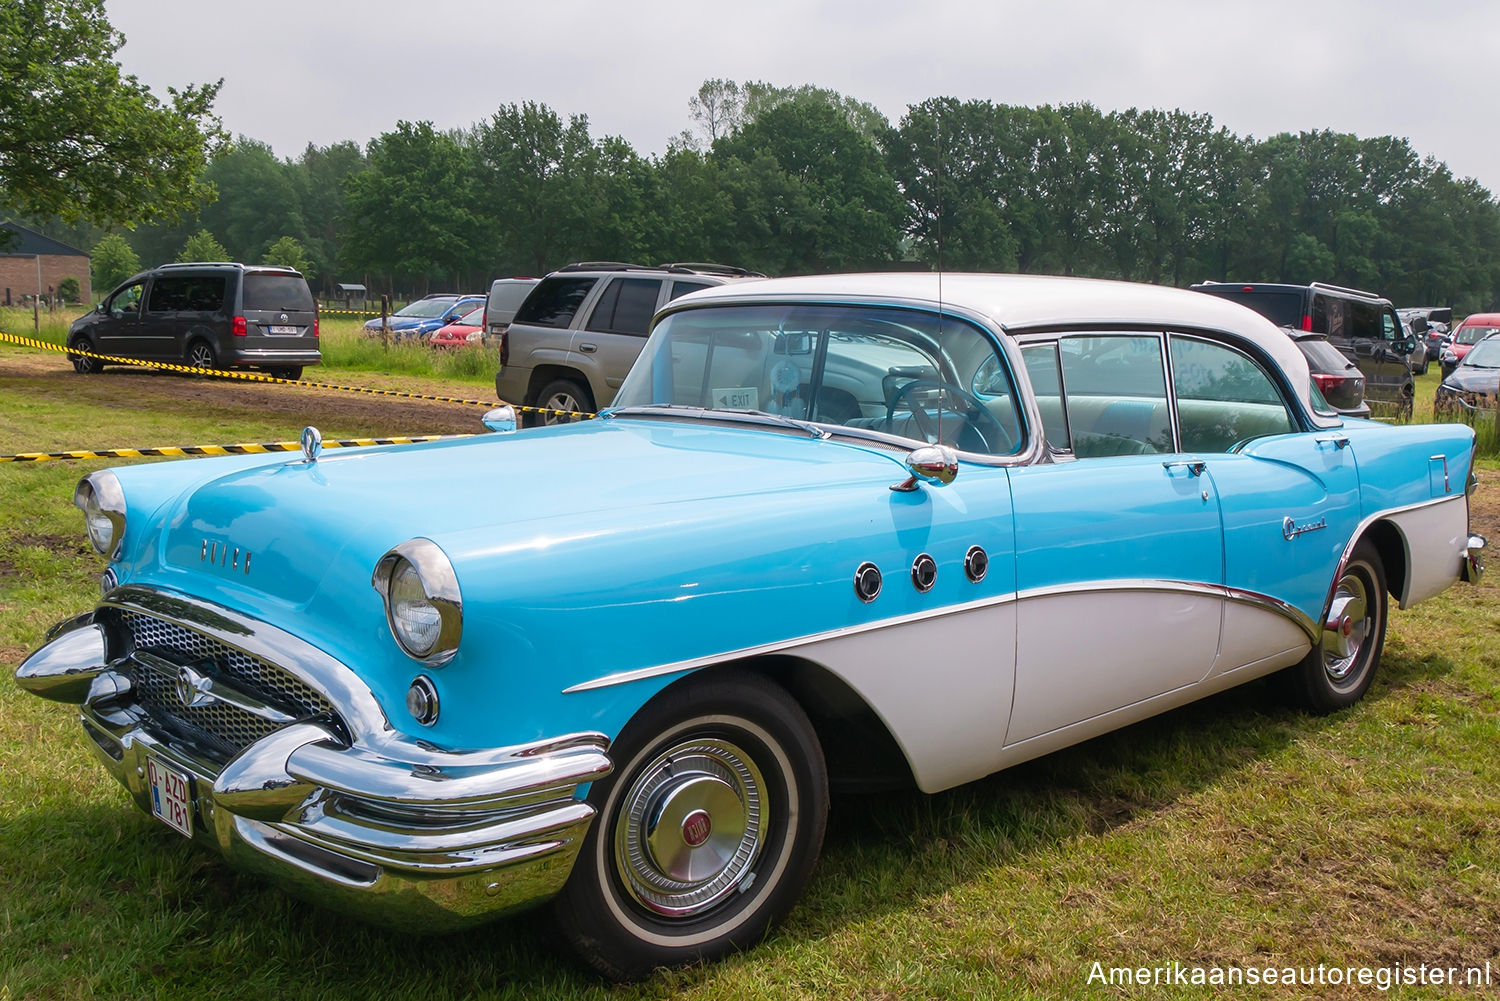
[178,229,229,262]
[262,236,315,278]
[90,232,140,291]
[289,141,366,286]
[713,99,904,272]
[199,138,307,263]
[340,121,479,292]
[0,0,223,239]
[57,276,81,303]
[687,79,746,148]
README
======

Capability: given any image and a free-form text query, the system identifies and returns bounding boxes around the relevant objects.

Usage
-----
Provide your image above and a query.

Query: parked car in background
[1435,333,1500,417]
[1399,307,1453,362]
[428,306,485,349]
[361,294,485,342]
[483,277,539,346]
[67,262,319,381]
[1289,328,1369,417]
[1440,314,1500,377]
[1189,281,1416,417]
[495,262,764,426]
[18,273,1486,979]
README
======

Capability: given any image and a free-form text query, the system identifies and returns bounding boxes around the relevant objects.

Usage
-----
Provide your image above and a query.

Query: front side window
[109,281,144,317]
[613,304,1024,456]
[1057,335,1173,457]
[1170,336,1295,452]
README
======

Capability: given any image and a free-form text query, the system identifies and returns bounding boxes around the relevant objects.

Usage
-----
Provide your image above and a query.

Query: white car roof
[677,272,1326,423]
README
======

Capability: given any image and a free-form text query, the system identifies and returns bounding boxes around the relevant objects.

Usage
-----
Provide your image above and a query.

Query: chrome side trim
[564,577,1322,693]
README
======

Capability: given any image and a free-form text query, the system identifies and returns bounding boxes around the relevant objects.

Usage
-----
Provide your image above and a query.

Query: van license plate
[268,325,296,335]
[146,755,194,838]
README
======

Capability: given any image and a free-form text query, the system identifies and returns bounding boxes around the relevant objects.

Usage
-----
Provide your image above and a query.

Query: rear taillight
[232,315,247,336]
[314,306,320,338]
[1311,373,1345,392]
[1301,315,1313,332]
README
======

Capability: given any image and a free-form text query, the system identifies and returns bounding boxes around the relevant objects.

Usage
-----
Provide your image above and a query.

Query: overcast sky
[105,0,1499,196]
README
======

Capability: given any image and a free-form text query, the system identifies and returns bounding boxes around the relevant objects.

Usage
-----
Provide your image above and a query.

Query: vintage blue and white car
[17,274,1487,979]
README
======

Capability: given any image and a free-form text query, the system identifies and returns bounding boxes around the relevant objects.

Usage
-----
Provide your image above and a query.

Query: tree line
[23,80,1500,313]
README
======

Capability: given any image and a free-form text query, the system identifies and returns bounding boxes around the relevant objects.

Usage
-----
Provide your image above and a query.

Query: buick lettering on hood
[16,274,1486,980]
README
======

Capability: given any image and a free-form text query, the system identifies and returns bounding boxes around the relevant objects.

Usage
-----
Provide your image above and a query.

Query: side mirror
[482,405,517,433]
[890,444,959,493]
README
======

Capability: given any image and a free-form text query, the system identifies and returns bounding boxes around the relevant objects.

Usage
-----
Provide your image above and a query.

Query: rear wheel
[524,377,591,427]
[1286,541,1388,713]
[68,335,103,374]
[553,670,828,981]
[186,340,218,373]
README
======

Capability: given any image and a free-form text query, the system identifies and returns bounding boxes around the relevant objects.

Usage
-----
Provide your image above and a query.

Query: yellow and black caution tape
[1,435,470,463]
[319,308,382,317]
[0,330,597,421]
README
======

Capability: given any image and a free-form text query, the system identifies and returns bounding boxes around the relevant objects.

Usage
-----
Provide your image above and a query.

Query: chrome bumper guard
[1463,534,1487,587]
[16,596,611,931]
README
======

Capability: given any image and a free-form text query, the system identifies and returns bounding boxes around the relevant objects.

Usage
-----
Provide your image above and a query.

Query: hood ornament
[301,426,323,462]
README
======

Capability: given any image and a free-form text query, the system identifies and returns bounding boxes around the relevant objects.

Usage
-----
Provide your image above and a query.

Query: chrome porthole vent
[911,554,937,593]
[965,546,989,583]
[853,562,882,603]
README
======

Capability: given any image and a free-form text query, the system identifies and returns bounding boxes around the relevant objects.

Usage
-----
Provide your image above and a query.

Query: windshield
[454,306,484,326]
[1455,323,1500,346]
[1462,337,1500,367]
[396,297,460,318]
[612,303,1025,456]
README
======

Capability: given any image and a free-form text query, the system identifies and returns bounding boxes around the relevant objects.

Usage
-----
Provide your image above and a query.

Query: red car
[1441,313,1500,376]
[428,306,485,348]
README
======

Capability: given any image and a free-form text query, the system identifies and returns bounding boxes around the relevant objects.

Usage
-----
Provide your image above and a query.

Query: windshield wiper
[605,405,828,439]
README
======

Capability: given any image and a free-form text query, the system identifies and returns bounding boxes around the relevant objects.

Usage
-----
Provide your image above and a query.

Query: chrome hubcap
[614,738,765,918]
[1321,573,1370,683]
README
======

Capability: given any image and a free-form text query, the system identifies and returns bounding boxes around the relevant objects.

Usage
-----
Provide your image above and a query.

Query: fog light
[407,675,440,726]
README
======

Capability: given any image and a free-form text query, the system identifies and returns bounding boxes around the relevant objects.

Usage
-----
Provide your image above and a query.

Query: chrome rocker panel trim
[17,590,612,931]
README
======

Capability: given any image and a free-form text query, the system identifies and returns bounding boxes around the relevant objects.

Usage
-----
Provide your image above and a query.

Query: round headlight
[73,471,126,558]
[372,539,462,666]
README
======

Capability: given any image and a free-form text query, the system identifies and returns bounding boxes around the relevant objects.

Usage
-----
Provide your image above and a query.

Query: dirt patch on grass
[0,350,493,439]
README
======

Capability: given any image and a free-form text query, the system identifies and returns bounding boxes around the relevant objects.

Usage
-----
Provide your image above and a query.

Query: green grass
[2,330,1498,999]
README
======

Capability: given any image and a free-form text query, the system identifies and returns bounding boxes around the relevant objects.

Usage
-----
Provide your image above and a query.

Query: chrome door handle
[1315,434,1350,449]
[1162,460,1206,477]
[578,342,597,354]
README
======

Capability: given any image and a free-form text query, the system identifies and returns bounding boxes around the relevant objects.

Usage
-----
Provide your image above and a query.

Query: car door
[1165,333,1359,678]
[93,278,148,358]
[1006,333,1225,746]
[573,276,666,405]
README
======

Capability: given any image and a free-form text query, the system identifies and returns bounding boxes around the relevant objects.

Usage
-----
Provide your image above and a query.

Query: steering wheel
[885,379,1014,454]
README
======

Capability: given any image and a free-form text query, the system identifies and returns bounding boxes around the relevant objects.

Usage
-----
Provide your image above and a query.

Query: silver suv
[495,263,763,425]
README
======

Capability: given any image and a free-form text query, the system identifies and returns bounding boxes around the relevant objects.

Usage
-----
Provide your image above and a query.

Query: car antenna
[935,103,946,448]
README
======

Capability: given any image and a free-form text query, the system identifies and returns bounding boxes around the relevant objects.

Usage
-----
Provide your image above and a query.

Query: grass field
[1,326,1497,999]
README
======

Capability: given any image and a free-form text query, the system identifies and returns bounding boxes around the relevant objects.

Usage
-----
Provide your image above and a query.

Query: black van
[1189,281,1416,417]
[68,262,320,380]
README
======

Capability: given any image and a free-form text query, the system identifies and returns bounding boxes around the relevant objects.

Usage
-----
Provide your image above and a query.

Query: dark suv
[68,262,320,380]
[495,262,764,425]
[1189,281,1416,417]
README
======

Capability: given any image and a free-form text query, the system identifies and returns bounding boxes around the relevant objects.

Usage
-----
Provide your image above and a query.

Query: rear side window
[1313,295,1351,338]
[243,274,314,311]
[669,280,713,301]
[1057,334,1173,457]
[147,275,226,312]
[587,278,662,335]
[1197,288,1303,328]
[514,277,597,328]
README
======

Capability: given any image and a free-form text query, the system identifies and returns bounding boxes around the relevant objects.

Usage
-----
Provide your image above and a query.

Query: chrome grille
[117,609,336,758]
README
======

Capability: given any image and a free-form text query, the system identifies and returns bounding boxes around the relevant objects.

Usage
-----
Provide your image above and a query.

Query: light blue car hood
[114,418,913,613]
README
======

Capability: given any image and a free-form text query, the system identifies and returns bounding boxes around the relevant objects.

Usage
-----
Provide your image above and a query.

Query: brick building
[0,221,91,306]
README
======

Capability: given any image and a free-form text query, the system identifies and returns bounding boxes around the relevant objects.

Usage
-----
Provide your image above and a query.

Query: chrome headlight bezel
[73,471,126,559]
[371,538,463,666]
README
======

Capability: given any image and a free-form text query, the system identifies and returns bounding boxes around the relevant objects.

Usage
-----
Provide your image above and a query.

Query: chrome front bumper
[16,594,611,931]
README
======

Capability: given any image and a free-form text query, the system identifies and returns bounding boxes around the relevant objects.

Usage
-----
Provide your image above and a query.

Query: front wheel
[1286,541,1388,713]
[553,670,828,981]
[68,335,103,374]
